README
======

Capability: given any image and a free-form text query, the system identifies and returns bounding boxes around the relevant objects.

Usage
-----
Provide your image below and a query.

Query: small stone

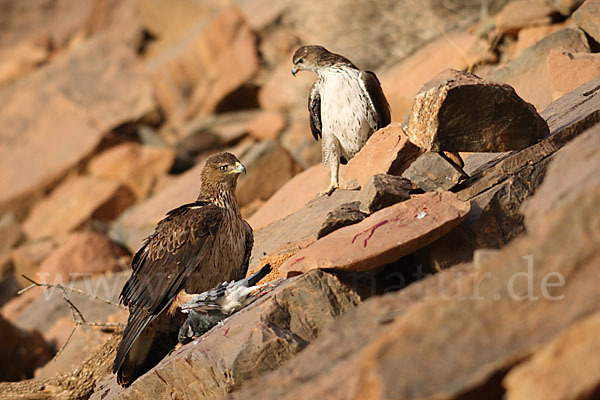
[358,174,411,214]
[407,69,549,152]
[573,0,600,44]
[401,152,466,192]
[318,202,367,239]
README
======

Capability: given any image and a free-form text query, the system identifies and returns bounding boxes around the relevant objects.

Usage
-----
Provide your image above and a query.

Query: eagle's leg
[320,134,341,196]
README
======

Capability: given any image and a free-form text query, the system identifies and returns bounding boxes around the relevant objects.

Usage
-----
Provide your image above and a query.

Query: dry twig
[18,274,127,361]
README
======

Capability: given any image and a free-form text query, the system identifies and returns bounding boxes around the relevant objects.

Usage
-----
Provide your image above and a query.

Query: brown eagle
[113,152,253,386]
[292,45,391,195]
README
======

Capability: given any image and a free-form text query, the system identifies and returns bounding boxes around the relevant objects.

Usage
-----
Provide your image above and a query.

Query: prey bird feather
[292,45,391,195]
[178,264,272,344]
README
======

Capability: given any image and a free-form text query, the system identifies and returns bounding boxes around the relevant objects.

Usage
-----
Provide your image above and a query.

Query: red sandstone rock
[280,191,470,276]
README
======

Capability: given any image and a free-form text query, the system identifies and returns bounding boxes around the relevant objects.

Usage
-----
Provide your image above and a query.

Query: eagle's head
[292,45,355,76]
[200,152,246,195]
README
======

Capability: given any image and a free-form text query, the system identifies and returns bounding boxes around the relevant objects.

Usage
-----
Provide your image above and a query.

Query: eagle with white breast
[292,45,391,195]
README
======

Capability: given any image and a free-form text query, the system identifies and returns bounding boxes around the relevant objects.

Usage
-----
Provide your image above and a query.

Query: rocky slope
[1,0,600,399]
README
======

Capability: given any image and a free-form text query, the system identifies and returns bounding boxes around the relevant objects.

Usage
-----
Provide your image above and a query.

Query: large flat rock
[279,191,470,276]
[249,189,361,275]
[0,35,157,219]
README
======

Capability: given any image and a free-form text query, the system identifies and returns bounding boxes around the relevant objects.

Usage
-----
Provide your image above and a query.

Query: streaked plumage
[178,264,272,344]
[113,152,253,386]
[292,45,391,195]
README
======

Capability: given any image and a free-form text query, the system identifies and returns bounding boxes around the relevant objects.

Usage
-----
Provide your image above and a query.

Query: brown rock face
[37,232,127,284]
[236,140,302,207]
[573,0,600,43]
[495,0,554,36]
[91,270,360,400]
[0,35,157,219]
[279,191,470,276]
[23,175,136,241]
[492,28,590,110]
[548,50,600,101]
[407,69,549,152]
[523,124,600,234]
[504,310,600,400]
[0,35,50,87]
[381,31,492,120]
[231,135,600,400]
[87,143,176,200]
[246,111,286,140]
[247,164,330,231]
[0,314,53,382]
[149,6,259,125]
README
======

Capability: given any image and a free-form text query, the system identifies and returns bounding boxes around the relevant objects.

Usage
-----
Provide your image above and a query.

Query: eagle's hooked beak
[232,161,247,175]
[291,66,298,76]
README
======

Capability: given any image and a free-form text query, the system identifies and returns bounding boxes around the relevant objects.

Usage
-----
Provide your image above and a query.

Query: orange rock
[280,116,322,169]
[0,35,50,87]
[0,36,157,219]
[23,175,135,240]
[246,111,286,140]
[573,0,600,44]
[247,164,329,231]
[279,191,470,276]
[35,317,111,379]
[492,28,589,110]
[11,239,59,289]
[37,232,127,284]
[343,123,421,189]
[87,142,175,200]
[504,310,600,400]
[237,140,303,207]
[149,6,259,125]
[512,23,570,59]
[258,52,315,113]
[548,49,600,101]
[495,0,553,36]
[381,31,492,120]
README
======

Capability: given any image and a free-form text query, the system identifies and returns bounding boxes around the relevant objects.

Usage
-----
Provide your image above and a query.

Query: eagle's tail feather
[113,310,154,386]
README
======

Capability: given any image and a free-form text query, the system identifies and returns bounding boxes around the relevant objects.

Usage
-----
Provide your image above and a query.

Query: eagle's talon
[318,183,338,197]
